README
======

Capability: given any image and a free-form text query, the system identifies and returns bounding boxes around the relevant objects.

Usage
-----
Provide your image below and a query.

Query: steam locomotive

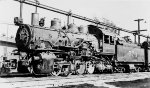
[0,1,150,76]
[0,11,148,76]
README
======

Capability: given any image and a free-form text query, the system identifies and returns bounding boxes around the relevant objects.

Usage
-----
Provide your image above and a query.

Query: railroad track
[1,72,150,88]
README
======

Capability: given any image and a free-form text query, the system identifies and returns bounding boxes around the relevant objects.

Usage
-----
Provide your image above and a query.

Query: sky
[0,0,150,42]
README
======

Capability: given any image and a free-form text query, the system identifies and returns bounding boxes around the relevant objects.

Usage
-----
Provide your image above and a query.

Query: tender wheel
[117,68,122,73]
[109,69,113,73]
[136,67,142,72]
[86,61,95,74]
[147,67,150,72]
[51,63,61,76]
[117,67,125,73]
[75,60,85,75]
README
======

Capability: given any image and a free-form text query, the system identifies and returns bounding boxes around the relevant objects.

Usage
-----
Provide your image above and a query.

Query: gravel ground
[1,72,150,88]
[48,78,150,88]
[106,78,150,88]
[48,83,108,88]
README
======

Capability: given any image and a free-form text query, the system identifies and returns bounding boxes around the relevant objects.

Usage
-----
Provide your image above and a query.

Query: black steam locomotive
[0,0,150,76]
[8,14,150,76]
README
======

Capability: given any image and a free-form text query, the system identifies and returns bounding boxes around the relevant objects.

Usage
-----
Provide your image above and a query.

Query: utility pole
[133,33,137,44]
[134,19,144,45]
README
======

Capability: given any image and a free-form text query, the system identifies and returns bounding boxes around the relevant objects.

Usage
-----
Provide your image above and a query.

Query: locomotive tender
[0,0,150,76]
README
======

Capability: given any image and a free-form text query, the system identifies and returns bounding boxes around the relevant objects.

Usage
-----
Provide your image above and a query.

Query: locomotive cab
[102,30,116,54]
[88,25,116,54]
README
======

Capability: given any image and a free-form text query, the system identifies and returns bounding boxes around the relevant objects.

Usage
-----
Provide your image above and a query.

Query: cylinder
[50,18,61,30]
[31,13,39,26]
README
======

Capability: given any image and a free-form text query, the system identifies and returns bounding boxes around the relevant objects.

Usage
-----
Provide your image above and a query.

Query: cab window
[104,35,109,44]
[110,36,114,45]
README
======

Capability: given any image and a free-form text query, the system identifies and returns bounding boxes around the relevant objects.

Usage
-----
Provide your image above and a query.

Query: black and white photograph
[0,0,150,88]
